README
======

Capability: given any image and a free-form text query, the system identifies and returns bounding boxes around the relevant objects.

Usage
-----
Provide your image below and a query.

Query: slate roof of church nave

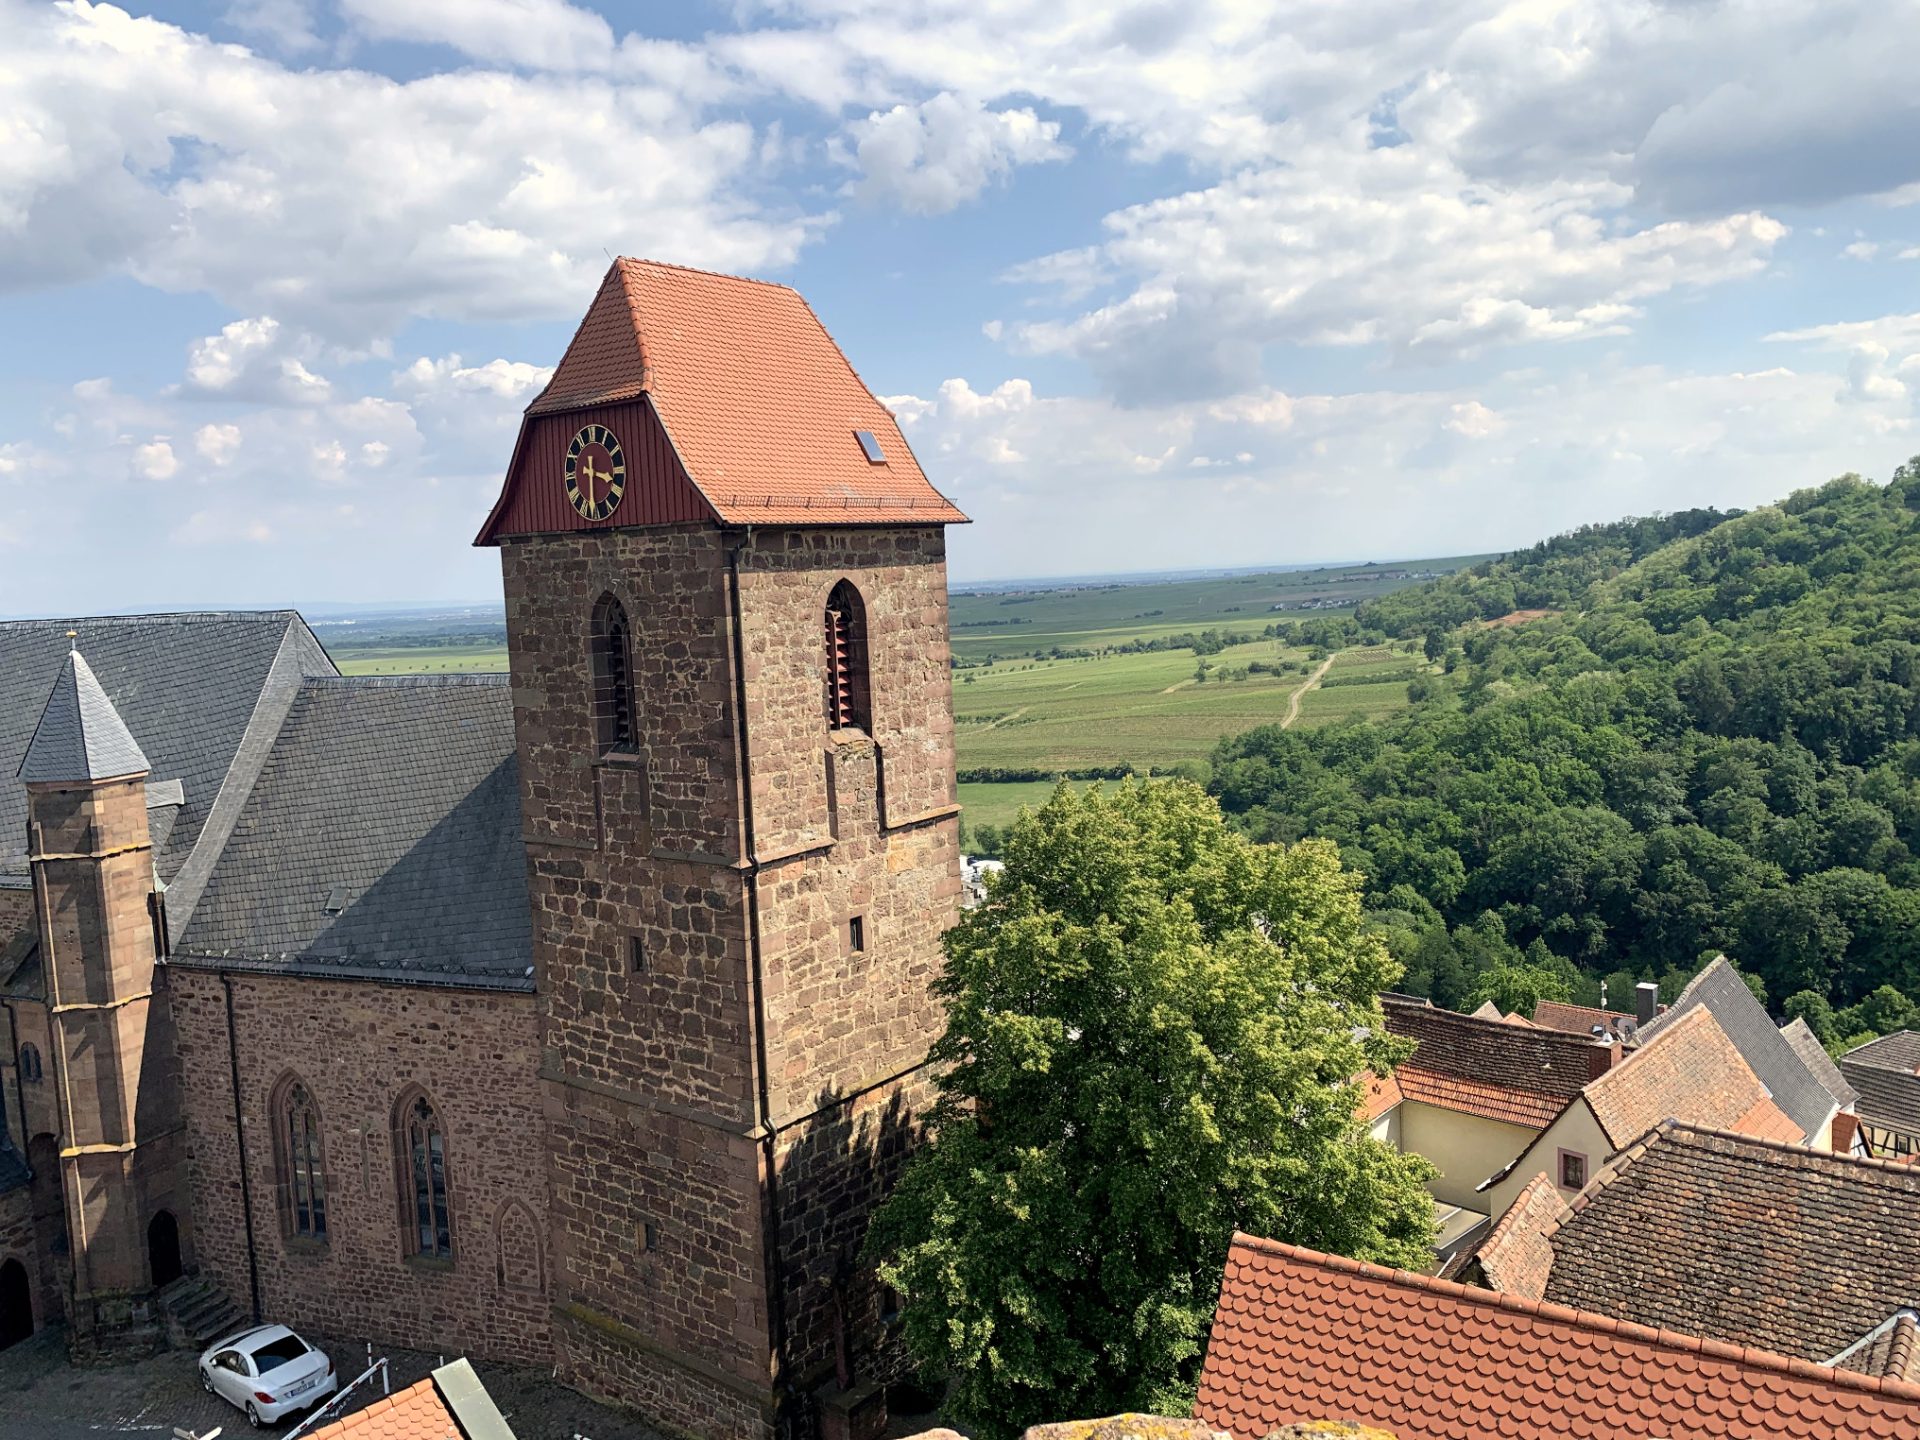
[0,613,530,993]
[171,675,532,991]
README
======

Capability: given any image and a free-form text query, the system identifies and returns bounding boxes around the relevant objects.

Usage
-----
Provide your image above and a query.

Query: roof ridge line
[1230,1232,1920,1405]
[300,674,508,688]
[1384,994,1604,1052]
[1656,1117,1920,1177]
[616,254,800,294]
[0,609,303,629]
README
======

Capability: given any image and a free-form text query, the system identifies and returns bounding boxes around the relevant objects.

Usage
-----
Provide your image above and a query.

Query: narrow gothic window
[401,1094,453,1260]
[18,1045,40,1084]
[590,593,638,755]
[279,1082,328,1241]
[824,580,871,732]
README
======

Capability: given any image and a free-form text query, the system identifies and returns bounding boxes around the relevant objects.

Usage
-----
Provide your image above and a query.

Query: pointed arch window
[17,1045,41,1084]
[824,580,871,732]
[590,592,638,755]
[276,1080,328,1242]
[399,1093,453,1260]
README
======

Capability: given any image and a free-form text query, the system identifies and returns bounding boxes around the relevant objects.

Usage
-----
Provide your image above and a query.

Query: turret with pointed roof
[17,649,150,784]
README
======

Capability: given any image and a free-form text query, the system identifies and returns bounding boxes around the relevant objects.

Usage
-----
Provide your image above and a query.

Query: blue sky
[2,0,1918,613]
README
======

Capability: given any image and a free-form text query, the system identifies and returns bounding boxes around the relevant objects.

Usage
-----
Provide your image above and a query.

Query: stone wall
[503,520,959,1437]
[0,885,32,951]
[169,968,549,1365]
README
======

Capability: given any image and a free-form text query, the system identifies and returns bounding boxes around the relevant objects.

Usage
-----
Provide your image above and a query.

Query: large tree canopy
[867,780,1435,1438]
[1211,464,1920,1047]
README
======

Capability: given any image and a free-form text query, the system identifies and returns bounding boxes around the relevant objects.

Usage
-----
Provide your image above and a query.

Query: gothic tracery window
[590,592,638,755]
[400,1093,453,1260]
[278,1080,328,1242]
[824,580,871,732]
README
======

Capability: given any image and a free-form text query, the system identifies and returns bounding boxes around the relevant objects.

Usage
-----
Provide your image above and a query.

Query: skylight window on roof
[854,429,886,464]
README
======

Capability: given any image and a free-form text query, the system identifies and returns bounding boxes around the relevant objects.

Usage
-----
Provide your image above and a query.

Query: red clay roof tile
[1584,1008,1804,1148]
[523,258,967,527]
[1195,1232,1920,1440]
[300,1376,461,1440]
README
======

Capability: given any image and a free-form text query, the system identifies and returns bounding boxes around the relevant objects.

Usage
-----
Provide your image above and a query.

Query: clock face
[564,424,626,521]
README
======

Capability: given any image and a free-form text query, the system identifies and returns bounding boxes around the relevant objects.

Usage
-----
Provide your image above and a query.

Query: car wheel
[246,1402,264,1429]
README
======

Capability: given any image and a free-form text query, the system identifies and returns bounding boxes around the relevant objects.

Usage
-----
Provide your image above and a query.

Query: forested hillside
[1209,461,1920,1051]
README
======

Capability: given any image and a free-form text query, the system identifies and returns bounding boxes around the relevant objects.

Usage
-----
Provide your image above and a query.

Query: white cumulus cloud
[849,94,1069,214]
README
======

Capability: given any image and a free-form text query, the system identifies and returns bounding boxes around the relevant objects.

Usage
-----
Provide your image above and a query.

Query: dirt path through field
[980,705,1030,730]
[1282,654,1337,729]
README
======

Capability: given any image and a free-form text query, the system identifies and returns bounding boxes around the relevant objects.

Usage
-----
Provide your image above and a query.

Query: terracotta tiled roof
[1583,1007,1803,1148]
[1533,1121,1920,1370]
[1380,997,1598,1129]
[302,1376,461,1439]
[1358,1070,1404,1122]
[1530,1000,1634,1039]
[1835,1313,1920,1384]
[1635,957,1837,1140]
[524,258,967,527]
[1470,1172,1563,1299]
[1392,1068,1567,1129]
[1194,1232,1920,1440]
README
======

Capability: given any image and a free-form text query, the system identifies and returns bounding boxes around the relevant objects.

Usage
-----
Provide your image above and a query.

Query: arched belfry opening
[590,593,639,755]
[824,580,871,733]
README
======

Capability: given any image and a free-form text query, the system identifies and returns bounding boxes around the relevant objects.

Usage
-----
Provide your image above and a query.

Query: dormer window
[824,580,871,732]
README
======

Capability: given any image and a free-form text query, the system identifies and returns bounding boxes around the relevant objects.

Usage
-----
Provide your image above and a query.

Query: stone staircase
[158,1274,248,1352]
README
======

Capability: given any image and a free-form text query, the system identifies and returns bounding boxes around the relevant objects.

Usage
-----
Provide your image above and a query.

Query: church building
[0,258,967,1440]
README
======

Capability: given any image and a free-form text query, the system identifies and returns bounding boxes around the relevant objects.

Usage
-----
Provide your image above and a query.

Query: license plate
[289,1375,318,1396]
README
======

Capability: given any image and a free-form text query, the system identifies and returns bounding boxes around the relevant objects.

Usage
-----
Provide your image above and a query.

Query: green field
[955,639,1317,769]
[333,644,509,675]
[948,556,1485,664]
[324,562,1460,843]
[1293,645,1419,729]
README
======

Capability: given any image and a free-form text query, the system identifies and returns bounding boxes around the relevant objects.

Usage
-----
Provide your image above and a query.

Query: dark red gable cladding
[480,396,715,541]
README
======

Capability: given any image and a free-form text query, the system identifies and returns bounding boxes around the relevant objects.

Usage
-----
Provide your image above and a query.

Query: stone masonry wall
[505,523,769,1423]
[169,969,549,1365]
[739,527,956,859]
[0,885,32,951]
[503,520,960,1436]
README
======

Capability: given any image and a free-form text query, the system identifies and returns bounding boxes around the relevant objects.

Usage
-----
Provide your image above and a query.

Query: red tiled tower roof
[1195,1232,1920,1440]
[519,258,967,527]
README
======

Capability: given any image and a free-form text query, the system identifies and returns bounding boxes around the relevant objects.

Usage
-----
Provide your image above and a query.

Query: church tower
[479,260,966,1440]
[18,649,183,1358]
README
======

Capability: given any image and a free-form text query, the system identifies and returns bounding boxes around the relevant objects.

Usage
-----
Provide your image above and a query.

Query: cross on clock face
[565,424,626,521]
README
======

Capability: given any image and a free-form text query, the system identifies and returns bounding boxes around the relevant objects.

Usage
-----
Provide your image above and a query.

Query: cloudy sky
[3,0,1919,612]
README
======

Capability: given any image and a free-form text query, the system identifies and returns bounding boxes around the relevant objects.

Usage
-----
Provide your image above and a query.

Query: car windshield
[248,1335,310,1374]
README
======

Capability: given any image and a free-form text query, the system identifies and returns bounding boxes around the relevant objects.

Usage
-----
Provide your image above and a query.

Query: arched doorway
[0,1258,30,1348]
[147,1211,182,1289]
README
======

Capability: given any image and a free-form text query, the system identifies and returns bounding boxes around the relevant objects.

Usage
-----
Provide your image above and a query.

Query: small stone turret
[19,649,182,1359]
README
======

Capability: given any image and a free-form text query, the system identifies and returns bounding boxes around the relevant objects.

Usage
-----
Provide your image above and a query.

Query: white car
[198,1323,338,1428]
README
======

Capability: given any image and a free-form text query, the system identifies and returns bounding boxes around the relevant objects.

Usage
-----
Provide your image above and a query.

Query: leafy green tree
[867,781,1436,1437]
[1783,990,1837,1046]
[1469,957,1574,1016]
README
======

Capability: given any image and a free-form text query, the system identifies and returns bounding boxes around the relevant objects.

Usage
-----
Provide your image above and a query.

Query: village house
[1465,1120,1920,1379]
[1838,1030,1920,1160]
[0,258,968,1440]
[1190,1231,1920,1440]
[1363,995,1602,1258]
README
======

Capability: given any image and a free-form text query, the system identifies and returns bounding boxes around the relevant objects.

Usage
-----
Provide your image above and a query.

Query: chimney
[1833,1111,1861,1155]
[1635,981,1659,1025]
[1587,1039,1625,1080]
